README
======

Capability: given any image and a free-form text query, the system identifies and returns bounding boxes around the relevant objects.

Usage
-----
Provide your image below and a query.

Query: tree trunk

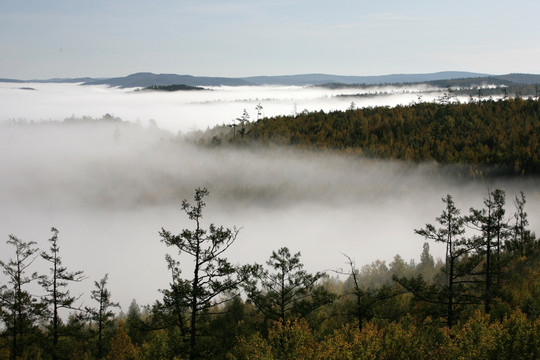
[190,221,201,360]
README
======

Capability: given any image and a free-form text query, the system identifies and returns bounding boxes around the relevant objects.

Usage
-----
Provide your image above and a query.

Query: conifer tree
[417,242,436,282]
[398,195,473,327]
[0,235,43,360]
[107,320,139,360]
[159,187,243,360]
[339,254,403,331]
[466,189,507,313]
[40,227,86,360]
[86,274,120,358]
[125,299,145,345]
[417,195,470,326]
[510,191,536,257]
[245,247,333,322]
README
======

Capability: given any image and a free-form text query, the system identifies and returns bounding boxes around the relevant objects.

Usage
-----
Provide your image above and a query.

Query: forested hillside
[204,98,540,176]
[1,187,539,359]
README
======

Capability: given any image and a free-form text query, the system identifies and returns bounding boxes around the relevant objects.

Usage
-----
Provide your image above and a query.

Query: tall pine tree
[40,227,86,360]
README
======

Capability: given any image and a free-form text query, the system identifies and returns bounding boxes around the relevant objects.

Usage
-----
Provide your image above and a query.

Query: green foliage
[0,186,538,359]
[417,242,437,282]
[207,297,260,359]
[509,191,537,257]
[316,317,453,360]
[466,189,508,313]
[40,227,86,360]
[400,189,539,329]
[0,235,44,359]
[159,187,243,359]
[404,195,472,327]
[244,247,334,322]
[125,300,146,346]
[60,313,93,360]
[86,274,120,359]
[451,310,503,359]
[268,318,315,360]
[496,310,540,360]
[502,252,540,319]
[234,311,538,360]
[317,322,384,360]
[228,318,315,360]
[335,254,409,332]
[107,320,140,360]
[242,99,540,175]
[140,329,171,360]
[227,332,273,360]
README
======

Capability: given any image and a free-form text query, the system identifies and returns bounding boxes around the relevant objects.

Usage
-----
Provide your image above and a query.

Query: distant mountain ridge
[82,71,492,87]
[82,72,251,87]
[495,73,540,85]
[1,71,539,88]
[242,71,491,86]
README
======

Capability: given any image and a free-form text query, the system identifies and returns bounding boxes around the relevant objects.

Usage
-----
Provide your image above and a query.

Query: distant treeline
[140,84,206,92]
[318,75,540,98]
[207,98,540,176]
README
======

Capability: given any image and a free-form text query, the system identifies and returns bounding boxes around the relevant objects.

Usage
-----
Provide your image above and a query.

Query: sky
[1,0,539,79]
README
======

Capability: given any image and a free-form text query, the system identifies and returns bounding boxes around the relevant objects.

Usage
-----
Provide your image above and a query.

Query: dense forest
[1,186,539,360]
[200,98,540,176]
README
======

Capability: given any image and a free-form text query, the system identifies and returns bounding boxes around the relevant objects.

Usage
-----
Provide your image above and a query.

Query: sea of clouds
[0,82,536,311]
[0,82,449,133]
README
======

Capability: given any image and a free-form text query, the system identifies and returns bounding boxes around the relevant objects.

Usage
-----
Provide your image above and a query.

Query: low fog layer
[1,121,539,311]
[0,82,456,133]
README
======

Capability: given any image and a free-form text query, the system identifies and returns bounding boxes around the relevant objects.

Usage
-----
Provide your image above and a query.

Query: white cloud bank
[0,83,536,311]
[0,82,448,133]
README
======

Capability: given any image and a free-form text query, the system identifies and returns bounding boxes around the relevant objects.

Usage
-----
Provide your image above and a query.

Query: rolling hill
[1,71,539,88]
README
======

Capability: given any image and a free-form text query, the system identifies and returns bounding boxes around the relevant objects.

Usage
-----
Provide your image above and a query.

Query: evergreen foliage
[213,99,540,175]
[244,247,333,322]
[159,187,244,359]
[86,274,120,358]
[0,188,538,359]
[0,236,44,359]
[40,227,86,360]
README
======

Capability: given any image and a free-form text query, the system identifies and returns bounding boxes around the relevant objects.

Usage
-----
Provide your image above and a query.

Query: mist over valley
[1,104,539,310]
[0,81,454,134]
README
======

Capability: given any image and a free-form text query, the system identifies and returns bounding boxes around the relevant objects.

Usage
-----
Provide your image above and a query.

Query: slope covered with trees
[205,98,540,176]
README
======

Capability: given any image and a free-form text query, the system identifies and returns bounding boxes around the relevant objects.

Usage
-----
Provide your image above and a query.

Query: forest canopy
[203,98,540,176]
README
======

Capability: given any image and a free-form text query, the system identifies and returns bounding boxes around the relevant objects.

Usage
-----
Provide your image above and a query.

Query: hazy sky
[1,0,539,79]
